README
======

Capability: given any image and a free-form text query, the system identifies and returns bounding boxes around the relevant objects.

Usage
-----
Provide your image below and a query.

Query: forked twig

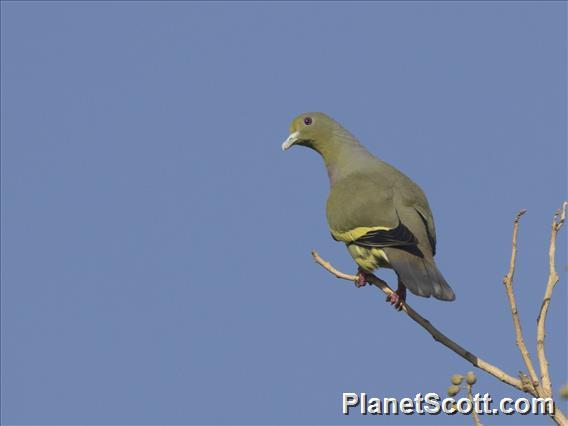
[502,209,541,395]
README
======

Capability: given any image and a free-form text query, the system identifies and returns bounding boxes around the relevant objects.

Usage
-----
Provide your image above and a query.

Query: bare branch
[502,209,541,395]
[311,250,527,393]
[537,201,567,399]
[312,203,568,425]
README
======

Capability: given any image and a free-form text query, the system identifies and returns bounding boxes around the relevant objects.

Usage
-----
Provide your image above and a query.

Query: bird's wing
[351,219,417,247]
[414,206,437,255]
[327,171,419,250]
[391,169,437,255]
[327,161,437,257]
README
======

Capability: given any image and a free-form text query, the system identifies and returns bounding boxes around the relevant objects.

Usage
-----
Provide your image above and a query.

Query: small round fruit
[451,374,464,385]
[447,385,460,397]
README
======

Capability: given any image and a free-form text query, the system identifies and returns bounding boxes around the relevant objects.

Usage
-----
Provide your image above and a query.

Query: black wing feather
[354,220,416,247]
[352,220,423,257]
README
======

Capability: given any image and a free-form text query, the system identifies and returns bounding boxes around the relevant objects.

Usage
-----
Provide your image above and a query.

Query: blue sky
[1,1,566,425]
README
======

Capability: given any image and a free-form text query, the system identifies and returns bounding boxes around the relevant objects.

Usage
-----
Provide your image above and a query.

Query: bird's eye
[304,117,313,125]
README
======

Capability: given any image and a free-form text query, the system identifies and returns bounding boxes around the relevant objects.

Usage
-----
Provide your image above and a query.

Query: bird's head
[281,112,344,155]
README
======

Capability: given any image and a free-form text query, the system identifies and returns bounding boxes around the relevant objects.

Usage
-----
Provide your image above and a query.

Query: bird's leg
[355,267,368,288]
[386,280,407,311]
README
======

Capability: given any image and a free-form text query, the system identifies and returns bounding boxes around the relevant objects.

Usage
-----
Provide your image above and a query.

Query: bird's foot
[386,283,406,311]
[355,268,368,288]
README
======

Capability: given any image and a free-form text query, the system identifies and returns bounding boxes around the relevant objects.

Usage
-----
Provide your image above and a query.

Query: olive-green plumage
[282,112,455,301]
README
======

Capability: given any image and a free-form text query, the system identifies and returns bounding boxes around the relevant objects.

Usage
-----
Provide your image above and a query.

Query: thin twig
[502,209,541,395]
[537,202,567,399]
[311,250,526,393]
[467,384,483,426]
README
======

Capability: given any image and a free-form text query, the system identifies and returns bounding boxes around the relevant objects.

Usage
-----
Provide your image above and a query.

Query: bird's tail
[384,248,455,301]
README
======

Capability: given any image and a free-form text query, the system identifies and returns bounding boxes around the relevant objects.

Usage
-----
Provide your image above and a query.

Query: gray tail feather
[384,248,455,301]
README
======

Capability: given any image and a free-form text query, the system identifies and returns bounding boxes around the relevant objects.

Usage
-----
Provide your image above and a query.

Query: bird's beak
[281,131,300,151]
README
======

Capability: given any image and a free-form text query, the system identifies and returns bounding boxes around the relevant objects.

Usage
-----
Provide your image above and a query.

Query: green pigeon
[282,112,455,308]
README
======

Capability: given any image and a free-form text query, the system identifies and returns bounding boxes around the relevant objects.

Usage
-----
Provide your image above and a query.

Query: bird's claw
[386,283,407,311]
[386,293,404,311]
[355,269,368,288]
